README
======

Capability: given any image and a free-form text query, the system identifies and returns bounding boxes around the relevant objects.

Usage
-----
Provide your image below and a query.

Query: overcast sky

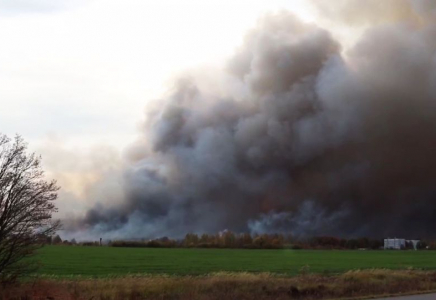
[1,0,355,218]
[0,0,320,150]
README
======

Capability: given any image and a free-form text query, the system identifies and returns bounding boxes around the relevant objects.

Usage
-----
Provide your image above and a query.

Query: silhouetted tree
[253,236,266,248]
[0,134,60,282]
[222,231,236,248]
[417,241,428,250]
[368,239,383,250]
[345,239,359,249]
[52,235,62,244]
[404,241,413,250]
[184,233,199,247]
[239,233,253,248]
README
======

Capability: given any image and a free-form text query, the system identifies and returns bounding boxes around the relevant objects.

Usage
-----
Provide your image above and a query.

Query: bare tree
[0,134,60,282]
[52,234,62,245]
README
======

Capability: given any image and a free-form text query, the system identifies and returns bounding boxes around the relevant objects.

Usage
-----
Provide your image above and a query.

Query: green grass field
[33,246,436,278]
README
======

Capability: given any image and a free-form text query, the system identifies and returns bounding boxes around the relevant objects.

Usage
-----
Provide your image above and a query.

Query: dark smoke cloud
[311,0,436,26]
[66,4,436,239]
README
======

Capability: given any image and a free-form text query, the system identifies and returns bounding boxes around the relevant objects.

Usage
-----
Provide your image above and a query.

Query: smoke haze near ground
[63,0,436,240]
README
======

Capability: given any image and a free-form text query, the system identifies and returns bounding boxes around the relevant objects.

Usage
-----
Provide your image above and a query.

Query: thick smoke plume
[67,1,436,239]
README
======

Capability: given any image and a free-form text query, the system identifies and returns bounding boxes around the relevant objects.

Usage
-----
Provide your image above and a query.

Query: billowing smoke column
[73,1,436,239]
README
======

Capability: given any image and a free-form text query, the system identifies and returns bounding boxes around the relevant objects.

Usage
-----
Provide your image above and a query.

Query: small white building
[384,238,420,250]
[384,238,405,249]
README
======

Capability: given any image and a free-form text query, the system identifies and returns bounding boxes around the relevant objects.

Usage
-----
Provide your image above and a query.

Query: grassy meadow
[7,247,436,299]
[34,246,436,277]
[6,270,436,300]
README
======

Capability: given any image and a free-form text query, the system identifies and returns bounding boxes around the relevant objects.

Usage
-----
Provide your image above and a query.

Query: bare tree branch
[0,134,60,283]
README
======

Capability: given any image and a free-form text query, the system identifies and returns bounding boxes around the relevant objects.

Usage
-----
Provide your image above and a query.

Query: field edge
[4,269,436,300]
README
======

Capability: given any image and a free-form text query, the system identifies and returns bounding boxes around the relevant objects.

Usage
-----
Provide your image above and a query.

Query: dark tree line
[110,232,286,249]
[107,232,389,250]
[54,233,436,250]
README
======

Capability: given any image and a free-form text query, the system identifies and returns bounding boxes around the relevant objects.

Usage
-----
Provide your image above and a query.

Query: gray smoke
[67,3,436,239]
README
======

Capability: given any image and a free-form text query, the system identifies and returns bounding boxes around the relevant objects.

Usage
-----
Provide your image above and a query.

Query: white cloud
[0,0,317,147]
[0,0,90,15]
